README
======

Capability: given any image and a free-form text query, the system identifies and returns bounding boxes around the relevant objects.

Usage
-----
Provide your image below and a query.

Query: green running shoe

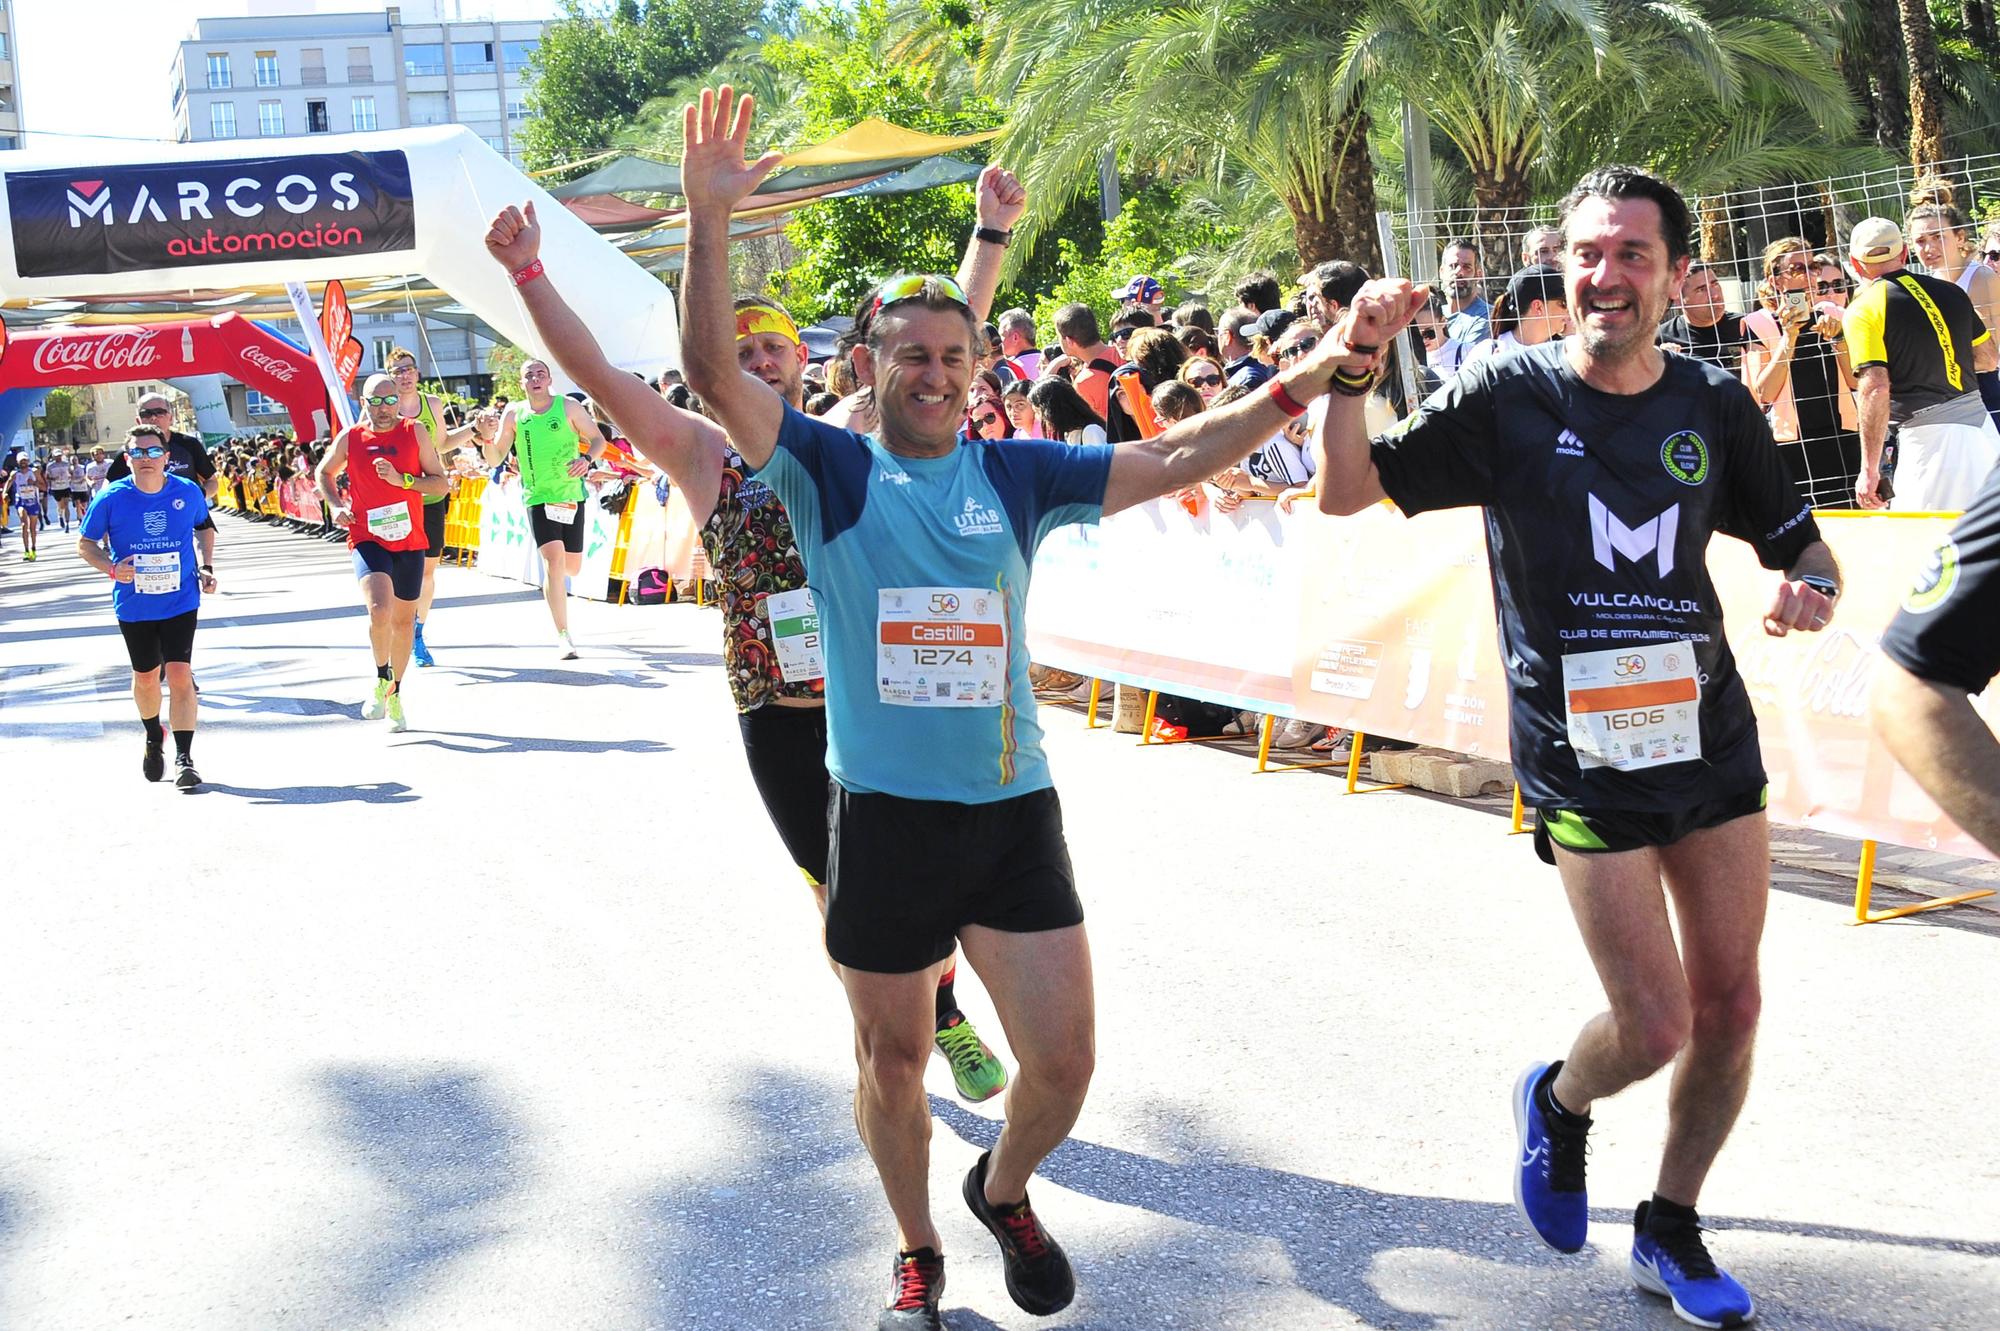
[362,677,390,720]
[934,1011,1007,1103]
[386,692,407,733]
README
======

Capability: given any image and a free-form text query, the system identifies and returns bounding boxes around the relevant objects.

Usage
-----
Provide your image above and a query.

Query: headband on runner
[736,305,801,345]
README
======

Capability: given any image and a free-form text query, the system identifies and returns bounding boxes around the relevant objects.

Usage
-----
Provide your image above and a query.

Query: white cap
[1849,217,1905,263]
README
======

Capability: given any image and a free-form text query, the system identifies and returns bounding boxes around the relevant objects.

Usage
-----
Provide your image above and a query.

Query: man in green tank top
[482,358,605,658]
[387,347,484,667]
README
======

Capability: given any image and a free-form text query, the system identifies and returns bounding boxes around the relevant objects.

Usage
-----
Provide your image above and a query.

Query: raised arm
[1314,280,1431,514]
[482,409,516,468]
[957,166,1026,323]
[1103,284,1426,516]
[679,86,788,469]
[484,201,727,515]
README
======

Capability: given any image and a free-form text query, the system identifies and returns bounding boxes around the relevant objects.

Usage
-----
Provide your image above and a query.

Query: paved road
[2,512,1997,1331]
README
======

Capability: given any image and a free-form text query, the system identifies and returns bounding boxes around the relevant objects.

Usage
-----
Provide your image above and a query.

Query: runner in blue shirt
[77,425,219,790]
[678,85,1368,1331]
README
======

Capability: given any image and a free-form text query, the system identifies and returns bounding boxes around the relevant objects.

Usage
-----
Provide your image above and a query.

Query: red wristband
[510,259,546,287]
[1267,378,1308,418]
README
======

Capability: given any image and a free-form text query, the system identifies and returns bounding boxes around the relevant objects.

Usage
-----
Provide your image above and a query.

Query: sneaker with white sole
[1631,1201,1755,1327]
[362,677,390,720]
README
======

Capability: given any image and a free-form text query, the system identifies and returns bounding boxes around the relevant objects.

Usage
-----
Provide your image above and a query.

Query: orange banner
[1028,497,1995,861]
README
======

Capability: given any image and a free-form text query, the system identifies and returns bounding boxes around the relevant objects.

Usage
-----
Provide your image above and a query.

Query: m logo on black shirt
[1588,494,1679,577]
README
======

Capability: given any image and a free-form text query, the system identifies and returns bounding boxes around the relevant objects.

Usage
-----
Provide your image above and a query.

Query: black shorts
[738,703,831,884]
[528,500,586,553]
[826,785,1084,973]
[118,610,199,673]
[1533,785,1768,866]
[351,543,426,601]
[422,500,449,559]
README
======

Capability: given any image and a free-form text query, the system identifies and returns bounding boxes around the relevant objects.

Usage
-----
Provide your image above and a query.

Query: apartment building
[168,5,550,425]
[0,0,24,151]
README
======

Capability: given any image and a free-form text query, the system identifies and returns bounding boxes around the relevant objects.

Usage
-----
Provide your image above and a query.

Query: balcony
[206,73,232,90]
[301,67,327,86]
[348,64,374,82]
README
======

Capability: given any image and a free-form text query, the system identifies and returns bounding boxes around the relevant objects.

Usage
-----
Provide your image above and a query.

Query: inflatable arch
[2,315,332,440]
[0,125,679,375]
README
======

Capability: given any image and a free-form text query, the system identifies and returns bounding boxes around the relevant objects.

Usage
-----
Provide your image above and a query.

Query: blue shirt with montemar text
[751,405,1114,804]
[80,475,209,622]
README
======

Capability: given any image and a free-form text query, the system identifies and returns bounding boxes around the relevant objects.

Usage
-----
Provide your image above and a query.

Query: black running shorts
[825,785,1084,973]
[738,703,832,884]
[118,610,199,673]
[1533,785,1768,866]
[528,500,586,553]
[422,500,449,559]
[351,543,425,601]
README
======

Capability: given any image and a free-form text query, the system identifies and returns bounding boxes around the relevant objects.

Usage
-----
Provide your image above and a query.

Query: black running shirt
[1370,340,1821,811]
[1880,461,2000,694]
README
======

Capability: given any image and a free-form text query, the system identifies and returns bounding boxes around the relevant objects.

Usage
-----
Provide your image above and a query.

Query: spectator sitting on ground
[1027,375,1107,445]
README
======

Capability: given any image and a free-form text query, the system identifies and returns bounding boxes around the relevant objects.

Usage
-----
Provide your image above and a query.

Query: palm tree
[1332,0,1859,270]
[1900,0,1952,166]
[975,0,1385,270]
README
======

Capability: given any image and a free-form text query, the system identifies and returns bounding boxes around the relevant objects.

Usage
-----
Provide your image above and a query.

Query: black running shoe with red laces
[877,1247,944,1331]
[962,1150,1075,1315]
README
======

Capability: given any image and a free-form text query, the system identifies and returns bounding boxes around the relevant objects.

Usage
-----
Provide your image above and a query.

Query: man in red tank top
[313,373,451,732]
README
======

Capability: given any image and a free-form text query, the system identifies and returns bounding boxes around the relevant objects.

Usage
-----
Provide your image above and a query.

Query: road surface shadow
[315,1065,520,1321]
[929,1099,1993,1331]
[445,665,668,690]
[633,1067,872,1331]
[202,781,418,805]
[398,730,671,756]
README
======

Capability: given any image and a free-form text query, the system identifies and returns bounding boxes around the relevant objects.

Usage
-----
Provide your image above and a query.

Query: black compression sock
[142,715,164,745]
[1537,1061,1590,1124]
[376,663,392,681]
[936,963,958,1026]
[173,729,194,760]
[1647,1194,1699,1229]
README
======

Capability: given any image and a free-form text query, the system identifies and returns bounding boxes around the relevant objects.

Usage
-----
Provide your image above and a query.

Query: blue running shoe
[1631,1201,1755,1327]
[412,623,436,668]
[1512,1060,1591,1252]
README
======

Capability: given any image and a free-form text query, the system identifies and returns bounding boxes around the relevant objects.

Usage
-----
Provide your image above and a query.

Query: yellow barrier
[608,486,640,604]
[444,477,487,566]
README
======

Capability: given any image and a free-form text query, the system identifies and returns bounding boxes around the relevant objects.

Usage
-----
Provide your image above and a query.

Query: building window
[258,101,284,136]
[407,92,447,127]
[373,337,398,370]
[506,95,527,122]
[301,47,326,86]
[350,97,378,132]
[0,135,17,151]
[205,53,232,89]
[0,33,10,60]
[452,41,495,73]
[482,135,505,155]
[255,52,280,87]
[348,46,373,82]
[455,89,500,120]
[306,99,330,134]
[245,390,282,418]
[403,43,444,77]
[502,40,538,72]
[210,102,237,138]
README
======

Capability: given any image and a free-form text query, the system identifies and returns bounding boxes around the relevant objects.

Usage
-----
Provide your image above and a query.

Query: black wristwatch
[974,225,1011,248]
[1798,573,1839,599]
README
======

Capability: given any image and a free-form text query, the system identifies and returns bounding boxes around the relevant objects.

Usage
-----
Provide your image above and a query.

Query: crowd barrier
[1025,496,2000,910]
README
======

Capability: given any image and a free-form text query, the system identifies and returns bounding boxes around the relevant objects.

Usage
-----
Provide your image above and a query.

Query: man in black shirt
[1314,166,1840,1330]
[105,393,219,502]
[1656,262,1748,373]
[1874,463,2000,854]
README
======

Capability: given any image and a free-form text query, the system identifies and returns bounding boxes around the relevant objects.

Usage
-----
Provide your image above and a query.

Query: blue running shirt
[753,406,1114,803]
[80,475,210,622]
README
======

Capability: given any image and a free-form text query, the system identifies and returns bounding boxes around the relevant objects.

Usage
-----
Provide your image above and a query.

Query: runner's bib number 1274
[877,586,1007,707]
[1561,640,1701,773]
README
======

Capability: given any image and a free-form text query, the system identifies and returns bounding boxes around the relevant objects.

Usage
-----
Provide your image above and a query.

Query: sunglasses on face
[126,445,167,459]
[391,364,418,375]
[1418,326,1439,341]
[138,407,171,418]
[362,394,400,406]
[974,411,1002,427]
[1276,335,1319,362]
[1187,372,1223,388]
[1985,249,2000,262]
[1815,281,1847,294]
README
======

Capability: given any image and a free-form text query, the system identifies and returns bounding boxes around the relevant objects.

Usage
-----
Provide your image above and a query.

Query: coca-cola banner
[6,150,417,279]
[0,313,330,439]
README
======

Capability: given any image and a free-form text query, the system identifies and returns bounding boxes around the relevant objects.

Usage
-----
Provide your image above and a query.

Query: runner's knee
[1616,1000,1692,1073]
[1017,1031,1094,1100]
[1689,977,1761,1047]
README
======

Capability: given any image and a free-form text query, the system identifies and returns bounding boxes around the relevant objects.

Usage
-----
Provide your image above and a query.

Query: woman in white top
[1907,189,2000,429]
[1459,264,1570,371]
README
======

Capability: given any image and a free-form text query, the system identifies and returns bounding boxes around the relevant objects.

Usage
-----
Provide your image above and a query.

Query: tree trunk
[1698,197,1734,265]
[1470,154,1536,279]
[1867,0,1911,153]
[1900,0,1950,169]
[1291,103,1383,273]
[1963,0,1995,54]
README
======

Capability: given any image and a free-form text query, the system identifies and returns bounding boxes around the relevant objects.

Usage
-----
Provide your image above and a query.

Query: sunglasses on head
[868,273,971,320]
[126,444,167,458]
[362,393,400,406]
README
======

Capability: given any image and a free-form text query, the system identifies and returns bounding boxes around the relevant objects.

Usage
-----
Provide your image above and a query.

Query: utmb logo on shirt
[955,495,1003,537]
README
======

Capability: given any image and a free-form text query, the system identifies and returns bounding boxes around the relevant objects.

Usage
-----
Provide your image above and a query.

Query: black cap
[1251,308,1296,340]
[1504,264,1566,314]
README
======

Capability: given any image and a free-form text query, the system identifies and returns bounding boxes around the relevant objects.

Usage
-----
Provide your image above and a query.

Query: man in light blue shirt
[679,84,1371,1331]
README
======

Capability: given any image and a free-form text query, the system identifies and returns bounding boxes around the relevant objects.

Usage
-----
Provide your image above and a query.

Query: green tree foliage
[520,0,794,171]
[762,0,1004,321]
[35,387,78,438]
[486,343,535,395]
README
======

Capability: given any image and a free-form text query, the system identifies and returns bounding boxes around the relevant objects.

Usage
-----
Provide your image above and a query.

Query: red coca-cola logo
[239,344,300,384]
[30,327,162,376]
